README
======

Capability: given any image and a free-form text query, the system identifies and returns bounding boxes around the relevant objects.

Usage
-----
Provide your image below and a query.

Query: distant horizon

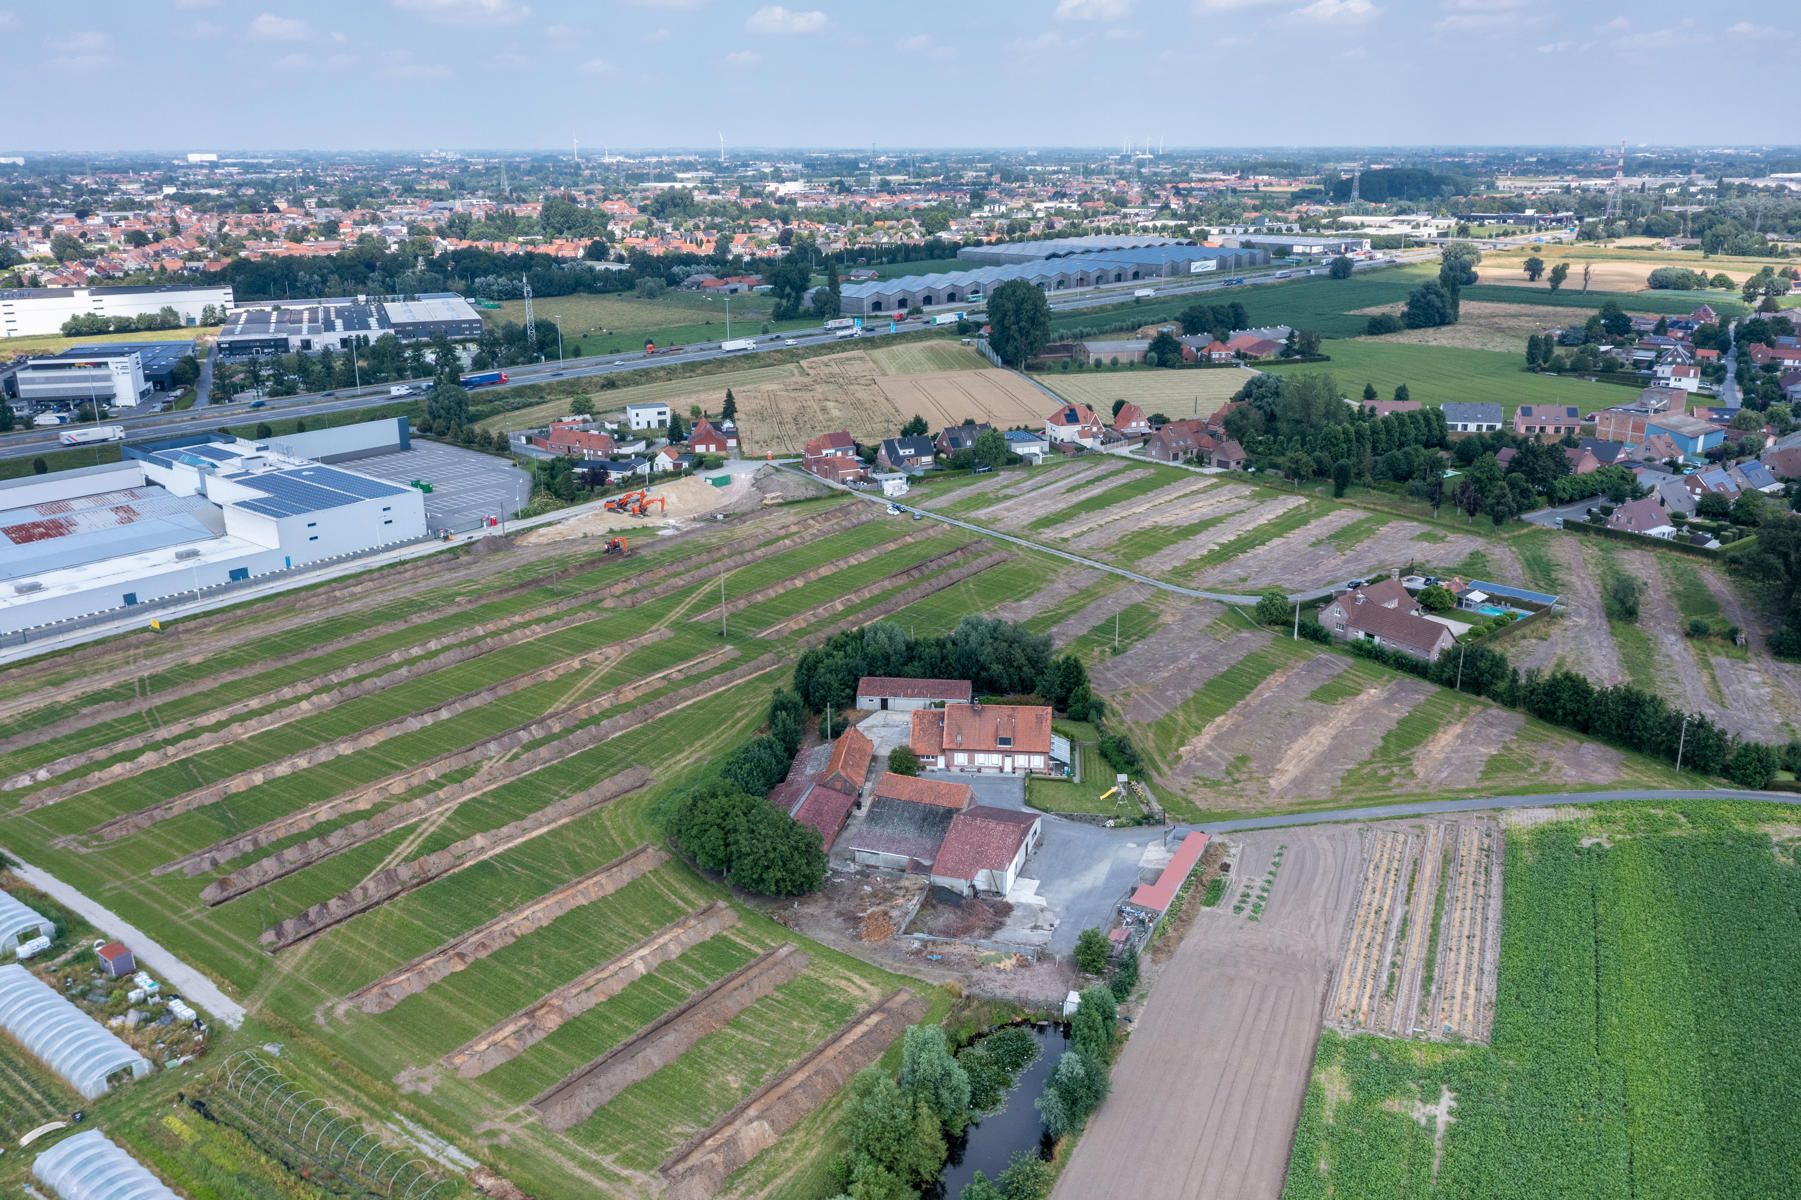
[5,0,1796,151]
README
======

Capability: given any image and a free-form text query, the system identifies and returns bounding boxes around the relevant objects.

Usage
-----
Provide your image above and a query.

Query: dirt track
[1508,539,1623,683]
[1051,827,1361,1200]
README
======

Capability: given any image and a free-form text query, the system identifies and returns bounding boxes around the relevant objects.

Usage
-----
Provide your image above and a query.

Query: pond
[933,1023,1067,1199]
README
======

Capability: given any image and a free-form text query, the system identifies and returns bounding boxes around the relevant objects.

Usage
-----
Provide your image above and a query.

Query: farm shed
[32,1129,180,1200]
[1124,830,1210,919]
[856,676,973,712]
[0,888,55,955]
[930,806,1042,897]
[847,796,957,872]
[0,964,153,1100]
[96,941,135,979]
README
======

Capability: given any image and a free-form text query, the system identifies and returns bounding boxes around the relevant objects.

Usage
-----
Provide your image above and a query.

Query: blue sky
[5,0,1792,152]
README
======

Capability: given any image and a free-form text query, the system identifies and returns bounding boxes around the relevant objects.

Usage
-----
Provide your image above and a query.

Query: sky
[4,0,1794,153]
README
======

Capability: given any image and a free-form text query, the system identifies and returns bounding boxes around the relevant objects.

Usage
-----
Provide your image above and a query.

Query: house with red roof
[930,807,1042,896]
[1044,403,1104,450]
[803,430,863,483]
[687,418,737,456]
[910,702,1054,774]
[1110,402,1153,438]
[818,728,874,796]
[871,772,972,811]
[855,676,972,712]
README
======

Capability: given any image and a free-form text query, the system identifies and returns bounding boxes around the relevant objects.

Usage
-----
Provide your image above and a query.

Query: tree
[1547,262,1570,293]
[1108,946,1139,1002]
[1070,986,1117,1063]
[887,746,920,776]
[123,229,151,249]
[1328,255,1354,280]
[49,232,86,261]
[1366,313,1405,336]
[424,381,470,430]
[1402,282,1457,329]
[997,1154,1055,1200]
[722,388,738,422]
[569,396,594,416]
[812,260,842,319]
[1696,491,1732,521]
[1523,255,1545,282]
[1147,329,1183,367]
[1331,458,1352,497]
[1073,927,1110,975]
[900,414,929,438]
[1417,584,1456,613]
[32,457,47,475]
[1606,573,1641,622]
[1726,741,1779,788]
[1255,589,1291,625]
[1362,382,1378,401]
[1393,383,1410,403]
[899,1025,971,1136]
[973,427,1008,471]
[1437,242,1481,317]
[839,1069,946,1193]
[254,422,274,439]
[960,1177,1006,1200]
[986,280,1052,368]
[666,412,687,442]
[1036,1050,1108,1139]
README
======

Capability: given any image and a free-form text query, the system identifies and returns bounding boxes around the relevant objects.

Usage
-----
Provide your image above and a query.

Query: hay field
[476,363,804,433]
[1349,300,1595,352]
[1479,251,1762,293]
[865,340,990,375]
[1034,367,1252,420]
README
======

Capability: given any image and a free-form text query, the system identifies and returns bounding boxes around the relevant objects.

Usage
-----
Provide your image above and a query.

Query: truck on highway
[823,317,856,331]
[60,425,126,446]
[1133,288,1156,298]
[389,384,415,397]
[720,338,757,353]
[930,311,967,326]
[834,326,860,339]
[459,371,508,388]
[33,412,71,427]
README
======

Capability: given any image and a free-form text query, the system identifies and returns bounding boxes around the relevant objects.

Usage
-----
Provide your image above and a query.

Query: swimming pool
[1472,605,1511,617]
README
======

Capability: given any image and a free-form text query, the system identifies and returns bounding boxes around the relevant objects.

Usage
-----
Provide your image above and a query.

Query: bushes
[1097,732,1143,775]
[1365,312,1405,336]
[887,746,920,776]
[958,1026,1040,1115]
[1108,946,1139,1001]
[1073,927,1110,975]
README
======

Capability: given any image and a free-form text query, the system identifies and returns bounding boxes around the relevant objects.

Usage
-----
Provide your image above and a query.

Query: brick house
[1143,418,1210,463]
[935,423,993,457]
[910,702,1053,774]
[1044,403,1105,450]
[1318,580,1454,661]
[686,418,736,456]
[877,435,936,472]
[1513,405,1584,440]
[818,727,874,796]
[803,430,863,483]
[1111,402,1153,438]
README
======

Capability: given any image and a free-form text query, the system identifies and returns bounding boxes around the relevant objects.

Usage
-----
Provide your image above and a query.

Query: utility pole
[1674,714,1689,773]
[1455,643,1467,692]
[522,274,535,350]
[719,568,727,640]
[1114,608,1120,652]
[1293,603,1300,640]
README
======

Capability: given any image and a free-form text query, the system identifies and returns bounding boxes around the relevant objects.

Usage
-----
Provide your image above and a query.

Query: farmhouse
[910,702,1054,774]
[856,676,972,712]
[930,807,1042,897]
[803,430,864,483]
[1318,580,1454,661]
[1143,418,1210,463]
[1111,403,1153,438]
[1045,403,1105,450]
[1441,402,1504,434]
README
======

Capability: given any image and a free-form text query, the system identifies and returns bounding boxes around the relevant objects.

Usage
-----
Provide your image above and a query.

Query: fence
[974,337,1002,368]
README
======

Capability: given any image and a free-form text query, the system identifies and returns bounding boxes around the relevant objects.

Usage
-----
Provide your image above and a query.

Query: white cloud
[48,30,113,68]
[1534,39,1569,52]
[745,5,827,34]
[1727,20,1782,37]
[1595,16,1628,32]
[643,26,670,41]
[896,33,957,59]
[191,19,223,35]
[248,13,311,40]
[382,50,452,79]
[578,56,612,74]
[330,30,348,41]
[1054,0,1134,19]
[392,0,529,23]
[723,49,761,66]
[1616,24,1695,50]
[273,52,313,70]
[1290,0,1380,25]
[1443,0,1527,9]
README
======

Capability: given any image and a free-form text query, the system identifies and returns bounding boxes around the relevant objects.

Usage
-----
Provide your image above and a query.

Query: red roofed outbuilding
[930,806,1042,896]
[856,676,972,712]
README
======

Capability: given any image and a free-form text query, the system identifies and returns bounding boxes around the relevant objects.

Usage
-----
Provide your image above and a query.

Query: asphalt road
[6,853,248,1028]
[1191,787,1799,833]
[0,254,1434,464]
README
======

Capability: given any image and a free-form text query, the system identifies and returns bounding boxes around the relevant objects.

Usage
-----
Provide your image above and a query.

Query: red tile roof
[857,676,972,703]
[793,783,855,847]
[1127,831,1208,915]
[911,709,945,756]
[821,728,873,792]
[97,942,131,962]
[872,772,972,810]
[932,806,1040,884]
[937,703,1052,756]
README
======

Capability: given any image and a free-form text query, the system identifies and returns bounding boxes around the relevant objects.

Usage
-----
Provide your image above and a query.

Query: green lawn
[488,290,817,357]
[1049,266,1437,341]
[1460,283,1750,318]
[1285,805,1801,1200]
[1264,338,1630,418]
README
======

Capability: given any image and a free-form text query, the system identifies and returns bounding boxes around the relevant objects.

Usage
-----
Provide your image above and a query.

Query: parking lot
[349,440,532,533]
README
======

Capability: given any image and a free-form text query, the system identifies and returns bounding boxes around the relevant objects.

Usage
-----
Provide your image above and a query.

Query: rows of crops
[1284,805,1801,1199]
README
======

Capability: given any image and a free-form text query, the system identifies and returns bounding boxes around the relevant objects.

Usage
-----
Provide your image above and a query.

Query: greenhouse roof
[0,964,152,1100]
[33,1130,182,1200]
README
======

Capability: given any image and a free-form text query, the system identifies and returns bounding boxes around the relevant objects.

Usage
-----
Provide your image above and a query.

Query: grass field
[1034,365,1252,420]
[490,290,817,357]
[1284,804,1801,1200]
[1264,337,1628,418]
[1050,267,1438,341]
[0,326,203,361]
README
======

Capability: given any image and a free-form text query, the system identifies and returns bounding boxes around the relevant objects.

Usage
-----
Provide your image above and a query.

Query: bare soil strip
[991,567,1108,625]
[346,845,667,1016]
[1192,509,1368,588]
[602,507,881,614]
[532,943,809,1133]
[922,459,1117,512]
[1045,478,1216,543]
[1088,608,1248,726]
[1328,829,1410,1030]
[198,655,771,902]
[1508,538,1624,684]
[1139,496,1305,576]
[72,626,664,828]
[445,902,739,1079]
[1411,709,1524,788]
[1615,550,1717,717]
[660,989,927,1200]
[1046,581,1155,647]
[754,544,985,637]
[687,529,940,624]
[968,464,1142,532]
[797,552,1012,646]
[1388,822,1445,1037]
[1169,657,1326,785]
[261,767,651,951]
[1066,481,1257,554]
[1265,679,1434,800]
[1426,822,1501,1043]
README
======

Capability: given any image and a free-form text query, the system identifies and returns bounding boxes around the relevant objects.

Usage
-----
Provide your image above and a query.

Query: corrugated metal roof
[0,964,152,1100]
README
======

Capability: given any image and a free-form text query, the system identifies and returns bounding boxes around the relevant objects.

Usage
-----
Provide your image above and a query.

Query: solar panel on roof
[290,467,408,499]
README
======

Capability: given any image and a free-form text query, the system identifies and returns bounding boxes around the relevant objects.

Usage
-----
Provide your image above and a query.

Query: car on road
[249,400,265,409]
[1345,579,1366,590]
[612,360,625,366]
[911,511,922,520]
[784,338,798,346]
[886,504,902,515]
[549,370,564,377]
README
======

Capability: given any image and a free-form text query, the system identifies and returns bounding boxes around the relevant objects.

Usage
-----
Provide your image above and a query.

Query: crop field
[475,361,803,434]
[1284,804,1801,1200]
[1478,245,1778,292]
[487,290,818,357]
[1049,265,1439,341]
[0,498,1013,1200]
[863,339,990,375]
[1347,299,1597,353]
[1264,337,1626,418]
[1033,364,1252,420]
[0,1036,73,1142]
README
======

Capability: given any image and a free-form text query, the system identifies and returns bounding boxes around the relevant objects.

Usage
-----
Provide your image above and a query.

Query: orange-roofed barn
[856,676,972,712]
[910,702,1053,774]
[872,772,972,810]
[931,806,1043,896]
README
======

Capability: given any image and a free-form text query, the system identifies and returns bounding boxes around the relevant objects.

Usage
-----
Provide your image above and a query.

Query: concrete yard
[349,440,533,533]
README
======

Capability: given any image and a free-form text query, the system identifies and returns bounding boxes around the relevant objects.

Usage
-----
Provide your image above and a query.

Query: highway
[0,252,1435,464]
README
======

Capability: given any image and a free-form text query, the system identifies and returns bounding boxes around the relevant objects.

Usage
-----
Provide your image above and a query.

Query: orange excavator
[604,537,630,556]
[631,495,667,517]
[604,489,647,513]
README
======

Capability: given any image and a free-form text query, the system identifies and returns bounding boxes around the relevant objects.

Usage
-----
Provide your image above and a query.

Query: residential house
[935,423,993,458]
[1207,438,1247,470]
[1181,337,1236,364]
[1494,447,1518,470]
[1004,430,1049,463]
[1608,496,1676,537]
[1749,342,1801,369]
[1143,418,1211,463]
[856,676,972,712]
[1683,465,1741,501]
[1111,402,1153,438]
[877,435,936,472]
[1761,444,1801,480]
[931,807,1043,897]
[625,400,672,431]
[1780,369,1801,404]
[687,418,737,456]
[819,727,874,796]
[650,447,695,474]
[530,425,616,460]
[910,702,1053,774]
[1563,445,1601,475]
[1655,475,1698,515]
[871,772,973,811]
[1578,438,1627,466]
[1645,414,1725,460]
[1663,363,1701,393]
[1594,387,1683,443]
[803,430,863,483]
[1732,460,1782,494]
[1045,403,1105,450]
[1441,402,1504,434]
[1317,580,1454,661]
[1362,398,1421,417]
[1514,405,1584,440]
[1634,433,1685,464]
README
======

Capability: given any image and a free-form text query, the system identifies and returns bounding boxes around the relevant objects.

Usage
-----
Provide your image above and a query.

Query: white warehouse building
[0,283,232,339]
[15,349,151,409]
[0,420,427,637]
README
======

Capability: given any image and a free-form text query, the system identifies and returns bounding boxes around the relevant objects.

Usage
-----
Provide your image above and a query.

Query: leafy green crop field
[1285,804,1801,1200]
[1264,338,1629,418]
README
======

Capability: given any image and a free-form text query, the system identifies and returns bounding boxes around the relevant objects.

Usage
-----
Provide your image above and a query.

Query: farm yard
[1285,804,1801,1200]
[1033,365,1253,421]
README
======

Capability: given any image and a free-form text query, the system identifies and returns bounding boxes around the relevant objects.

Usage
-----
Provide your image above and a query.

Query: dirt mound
[261,768,651,951]
[533,943,809,1132]
[660,989,927,1200]
[348,845,667,1016]
[519,475,747,545]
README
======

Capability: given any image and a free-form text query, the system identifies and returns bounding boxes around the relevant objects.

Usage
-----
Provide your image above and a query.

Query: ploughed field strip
[1326,819,1501,1043]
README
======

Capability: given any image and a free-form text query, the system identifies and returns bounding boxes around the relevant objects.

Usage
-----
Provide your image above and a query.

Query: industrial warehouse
[215,293,483,356]
[836,235,1269,316]
[0,418,428,636]
[0,283,232,339]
